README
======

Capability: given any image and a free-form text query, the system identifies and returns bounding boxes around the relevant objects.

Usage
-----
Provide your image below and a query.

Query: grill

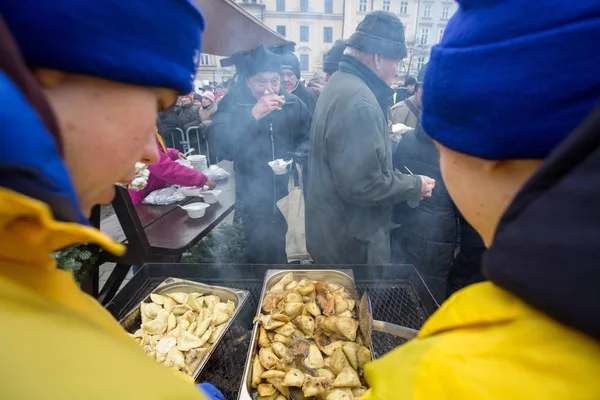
[107,264,436,399]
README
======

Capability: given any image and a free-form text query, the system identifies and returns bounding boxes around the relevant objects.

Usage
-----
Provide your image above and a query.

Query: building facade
[412,0,457,74]
[195,0,457,85]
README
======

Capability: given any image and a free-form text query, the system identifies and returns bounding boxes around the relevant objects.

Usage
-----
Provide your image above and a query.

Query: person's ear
[32,68,66,89]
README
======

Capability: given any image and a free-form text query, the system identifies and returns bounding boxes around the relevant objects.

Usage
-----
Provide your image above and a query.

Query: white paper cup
[181,203,210,218]
[268,159,292,175]
[201,190,222,204]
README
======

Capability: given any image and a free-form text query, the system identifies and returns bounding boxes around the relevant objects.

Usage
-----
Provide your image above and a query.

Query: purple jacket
[128,142,208,204]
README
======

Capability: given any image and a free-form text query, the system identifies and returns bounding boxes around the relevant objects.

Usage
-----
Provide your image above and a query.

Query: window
[417,56,425,72]
[423,4,431,18]
[438,28,445,42]
[300,25,309,42]
[300,54,309,71]
[420,27,429,45]
[276,0,285,11]
[323,27,333,43]
[399,1,408,14]
[300,0,309,12]
[199,54,210,66]
[276,25,287,37]
[442,5,450,19]
[382,0,390,11]
[358,0,367,12]
[324,0,333,13]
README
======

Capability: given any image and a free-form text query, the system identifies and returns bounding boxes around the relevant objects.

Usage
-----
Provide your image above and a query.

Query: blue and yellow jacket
[0,69,206,398]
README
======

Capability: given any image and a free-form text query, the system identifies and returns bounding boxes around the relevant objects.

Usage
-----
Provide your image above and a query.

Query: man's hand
[204,177,217,189]
[419,176,435,199]
[251,94,284,120]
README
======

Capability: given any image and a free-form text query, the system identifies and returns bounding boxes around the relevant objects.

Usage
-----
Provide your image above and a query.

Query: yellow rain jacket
[0,188,206,399]
[362,282,600,399]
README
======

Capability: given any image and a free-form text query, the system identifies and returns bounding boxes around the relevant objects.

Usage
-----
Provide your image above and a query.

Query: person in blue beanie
[0,1,223,399]
[360,1,600,398]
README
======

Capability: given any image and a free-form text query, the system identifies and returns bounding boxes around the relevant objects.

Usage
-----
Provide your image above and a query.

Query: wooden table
[94,161,235,303]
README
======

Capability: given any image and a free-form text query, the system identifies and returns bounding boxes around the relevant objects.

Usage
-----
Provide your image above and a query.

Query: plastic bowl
[201,190,222,204]
[181,203,210,218]
[268,159,292,175]
[176,159,193,168]
[179,186,202,197]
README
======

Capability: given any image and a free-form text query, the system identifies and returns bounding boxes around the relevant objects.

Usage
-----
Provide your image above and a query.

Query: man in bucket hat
[0,0,223,398]
[306,11,435,265]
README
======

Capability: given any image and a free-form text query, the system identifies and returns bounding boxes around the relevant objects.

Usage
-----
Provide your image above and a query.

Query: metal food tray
[237,269,371,400]
[119,277,249,381]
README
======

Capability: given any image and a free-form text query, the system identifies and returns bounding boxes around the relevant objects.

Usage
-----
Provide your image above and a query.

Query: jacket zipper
[270,121,277,218]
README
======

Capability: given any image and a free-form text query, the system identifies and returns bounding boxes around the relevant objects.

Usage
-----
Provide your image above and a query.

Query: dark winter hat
[1,0,204,94]
[323,40,346,73]
[230,44,281,77]
[280,52,301,79]
[347,11,406,60]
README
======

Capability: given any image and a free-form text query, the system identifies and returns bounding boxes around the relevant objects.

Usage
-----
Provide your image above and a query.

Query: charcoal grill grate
[117,277,429,399]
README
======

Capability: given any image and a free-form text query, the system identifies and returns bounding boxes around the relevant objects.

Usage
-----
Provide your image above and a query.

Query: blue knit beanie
[422,0,600,160]
[1,0,204,94]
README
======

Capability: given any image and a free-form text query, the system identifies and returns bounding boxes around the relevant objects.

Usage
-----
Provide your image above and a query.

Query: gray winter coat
[306,55,422,265]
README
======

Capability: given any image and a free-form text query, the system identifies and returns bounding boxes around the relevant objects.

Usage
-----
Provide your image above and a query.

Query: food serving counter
[106,264,438,399]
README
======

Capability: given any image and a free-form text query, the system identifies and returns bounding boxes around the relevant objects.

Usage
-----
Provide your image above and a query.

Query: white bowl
[268,159,293,175]
[187,155,207,162]
[179,186,202,197]
[176,159,193,168]
[181,203,210,218]
[201,190,222,204]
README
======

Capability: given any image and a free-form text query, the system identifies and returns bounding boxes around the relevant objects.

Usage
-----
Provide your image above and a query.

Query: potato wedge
[262,370,286,379]
[317,368,336,381]
[333,366,361,388]
[283,368,305,387]
[304,344,325,369]
[326,388,354,400]
[321,341,345,357]
[259,347,279,370]
[273,333,292,344]
[257,383,277,397]
[284,302,304,318]
[335,317,359,342]
[271,342,290,360]
[267,377,289,399]
[302,376,331,397]
[305,300,322,317]
[252,355,264,388]
[295,315,315,337]
[274,322,295,337]
[342,342,359,370]
[297,279,315,296]
[357,346,371,369]
[259,326,271,348]
[331,347,350,375]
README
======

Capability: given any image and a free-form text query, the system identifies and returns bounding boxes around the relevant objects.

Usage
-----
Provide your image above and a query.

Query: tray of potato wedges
[238,270,372,400]
[120,277,249,380]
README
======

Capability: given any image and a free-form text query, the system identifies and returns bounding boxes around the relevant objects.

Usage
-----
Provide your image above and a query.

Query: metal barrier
[174,127,189,153]
[185,126,210,165]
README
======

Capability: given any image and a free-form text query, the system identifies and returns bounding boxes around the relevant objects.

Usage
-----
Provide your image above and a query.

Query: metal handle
[373,320,418,340]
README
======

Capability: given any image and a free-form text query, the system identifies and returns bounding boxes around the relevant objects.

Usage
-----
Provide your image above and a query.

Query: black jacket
[392,128,457,302]
[484,103,600,341]
[207,84,311,264]
[292,82,317,115]
[179,103,202,130]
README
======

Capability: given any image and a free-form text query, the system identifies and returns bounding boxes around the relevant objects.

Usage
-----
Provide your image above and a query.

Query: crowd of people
[1,0,600,399]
